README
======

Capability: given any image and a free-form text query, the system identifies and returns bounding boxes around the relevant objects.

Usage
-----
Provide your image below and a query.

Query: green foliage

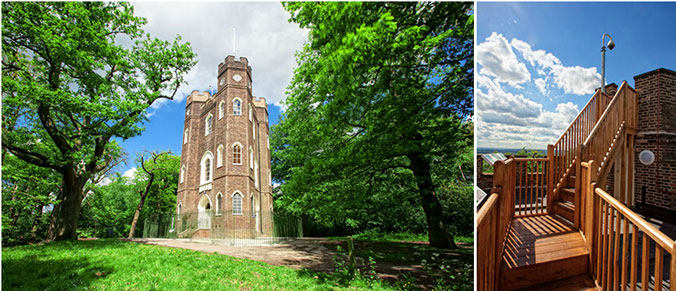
[274,2,473,244]
[1,2,196,240]
[2,239,400,290]
[78,152,180,238]
[78,176,137,238]
[1,155,59,245]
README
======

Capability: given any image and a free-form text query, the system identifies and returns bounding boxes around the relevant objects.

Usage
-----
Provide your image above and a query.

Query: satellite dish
[639,150,655,165]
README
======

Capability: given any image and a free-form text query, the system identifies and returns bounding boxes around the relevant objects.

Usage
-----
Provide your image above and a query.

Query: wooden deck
[501,215,591,290]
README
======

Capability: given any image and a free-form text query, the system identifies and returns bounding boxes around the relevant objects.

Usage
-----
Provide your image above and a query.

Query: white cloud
[476,32,530,86]
[534,78,546,95]
[132,2,308,108]
[123,167,137,179]
[510,38,600,95]
[98,177,112,186]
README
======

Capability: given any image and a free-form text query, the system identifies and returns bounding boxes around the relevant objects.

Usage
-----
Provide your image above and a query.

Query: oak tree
[275,2,473,248]
[1,2,196,241]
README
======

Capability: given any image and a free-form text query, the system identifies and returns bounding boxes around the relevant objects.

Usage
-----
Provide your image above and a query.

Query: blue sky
[106,2,306,179]
[476,2,676,149]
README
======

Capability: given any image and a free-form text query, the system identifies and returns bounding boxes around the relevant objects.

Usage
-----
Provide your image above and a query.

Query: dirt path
[125,237,473,289]
[126,238,337,272]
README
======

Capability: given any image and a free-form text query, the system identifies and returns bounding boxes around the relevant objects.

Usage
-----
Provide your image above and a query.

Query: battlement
[218,55,252,77]
[252,97,267,109]
[186,90,211,104]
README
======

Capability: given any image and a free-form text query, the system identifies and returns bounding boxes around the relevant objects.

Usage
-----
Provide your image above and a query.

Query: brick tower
[176,56,273,238]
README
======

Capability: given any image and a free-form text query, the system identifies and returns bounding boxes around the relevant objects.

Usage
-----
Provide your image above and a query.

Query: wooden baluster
[603,202,610,289]
[641,235,649,291]
[621,217,629,290]
[598,199,605,285]
[655,246,663,291]
[630,223,638,291]
[613,210,621,291]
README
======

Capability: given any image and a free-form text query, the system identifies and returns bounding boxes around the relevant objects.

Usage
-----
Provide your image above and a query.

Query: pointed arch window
[180,165,186,183]
[201,152,214,184]
[205,114,213,136]
[216,193,223,216]
[184,129,189,144]
[217,144,224,167]
[233,98,242,116]
[219,101,225,119]
[251,196,255,216]
[249,147,254,169]
[232,192,243,215]
[249,104,253,122]
[232,143,242,165]
[177,203,182,215]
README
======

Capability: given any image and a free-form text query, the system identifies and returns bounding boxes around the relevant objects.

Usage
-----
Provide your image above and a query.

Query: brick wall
[633,68,676,210]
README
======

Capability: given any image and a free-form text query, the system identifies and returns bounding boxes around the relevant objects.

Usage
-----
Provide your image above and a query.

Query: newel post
[547,144,554,214]
[574,145,583,228]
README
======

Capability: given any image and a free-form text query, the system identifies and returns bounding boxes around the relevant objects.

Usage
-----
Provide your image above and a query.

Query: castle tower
[176,56,273,238]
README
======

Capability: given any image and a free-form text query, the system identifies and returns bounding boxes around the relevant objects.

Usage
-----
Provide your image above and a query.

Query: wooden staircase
[477,82,652,291]
[552,171,577,223]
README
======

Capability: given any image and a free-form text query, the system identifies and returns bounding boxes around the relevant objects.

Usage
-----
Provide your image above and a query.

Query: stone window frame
[200,151,214,185]
[218,101,225,120]
[180,165,185,183]
[232,142,243,165]
[231,191,243,215]
[249,146,254,169]
[216,144,224,168]
[177,203,182,216]
[215,192,223,216]
[183,129,189,144]
[249,104,253,122]
[205,113,213,136]
[233,98,242,116]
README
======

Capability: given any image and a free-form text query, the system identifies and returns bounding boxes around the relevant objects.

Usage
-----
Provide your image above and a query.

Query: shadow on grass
[2,255,113,291]
[286,238,473,290]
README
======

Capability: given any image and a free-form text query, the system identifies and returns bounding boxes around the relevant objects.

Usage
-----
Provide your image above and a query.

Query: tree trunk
[128,174,154,239]
[407,150,456,249]
[46,168,85,242]
[31,203,45,240]
[128,194,148,239]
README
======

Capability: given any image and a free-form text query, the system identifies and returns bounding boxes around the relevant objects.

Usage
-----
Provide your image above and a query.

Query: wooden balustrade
[582,82,637,181]
[550,90,612,196]
[477,158,516,291]
[592,187,675,291]
[513,158,548,217]
[580,160,675,291]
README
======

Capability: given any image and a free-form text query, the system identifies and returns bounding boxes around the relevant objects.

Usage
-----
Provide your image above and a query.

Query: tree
[1,2,196,241]
[275,2,473,248]
[128,151,180,238]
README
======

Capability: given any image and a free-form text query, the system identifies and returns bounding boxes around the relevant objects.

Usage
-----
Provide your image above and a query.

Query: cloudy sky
[112,2,307,178]
[476,2,676,150]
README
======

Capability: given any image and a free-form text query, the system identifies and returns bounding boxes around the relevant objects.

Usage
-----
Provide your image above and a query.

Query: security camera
[607,40,615,50]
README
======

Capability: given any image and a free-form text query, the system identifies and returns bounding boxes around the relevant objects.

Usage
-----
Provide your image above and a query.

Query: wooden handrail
[513,158,548,217]
[595,188,675,251]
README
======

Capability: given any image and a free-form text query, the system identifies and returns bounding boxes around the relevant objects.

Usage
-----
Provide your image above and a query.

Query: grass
[2,239,397,291]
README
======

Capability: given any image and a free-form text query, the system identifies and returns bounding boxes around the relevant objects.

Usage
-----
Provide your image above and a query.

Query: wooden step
[500,215,589,290]
[515,274,597,291]
[567,175,576,187]
[552,200,575,223]
[561,187,575,203]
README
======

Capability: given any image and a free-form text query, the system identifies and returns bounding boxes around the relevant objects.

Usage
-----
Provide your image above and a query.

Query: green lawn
[2,239,396,290]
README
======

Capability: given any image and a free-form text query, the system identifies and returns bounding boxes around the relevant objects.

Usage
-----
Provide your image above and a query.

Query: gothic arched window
[216,193,223,216]
[205,114,213,136]
[219,101,225,119]
[232,143,242,165]
[201,152,214,184]
[184,129,189,144]
[232,192,242,215]
[217,144,224,167]
[180,165,185,183]
[233,98,242,116]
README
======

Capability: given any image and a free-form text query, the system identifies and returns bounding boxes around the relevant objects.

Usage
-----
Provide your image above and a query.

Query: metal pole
[601,46,606,94]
